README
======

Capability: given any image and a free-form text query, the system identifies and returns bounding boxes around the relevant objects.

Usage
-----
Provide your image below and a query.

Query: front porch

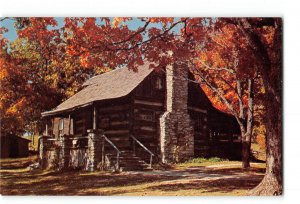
[39,128,155,172]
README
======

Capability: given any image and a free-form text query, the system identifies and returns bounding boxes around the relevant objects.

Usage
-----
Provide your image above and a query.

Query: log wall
[73,110,92,137]
[96,99,132,150]
[187,78,211,157]
[52,116,75,138]
[131,71,165,157]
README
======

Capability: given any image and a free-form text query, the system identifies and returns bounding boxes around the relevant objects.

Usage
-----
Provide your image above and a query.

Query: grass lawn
[0,155,265,196]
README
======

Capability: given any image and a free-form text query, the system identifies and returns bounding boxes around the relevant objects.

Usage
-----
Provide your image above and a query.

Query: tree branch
[237,80,244,119]
[110,20,150,46]
[236,18,280,103]
[189,60,244,128]
[246,78,254,135]
[0,17,12,22]
[198,59,236,74]
[111,18,187,51]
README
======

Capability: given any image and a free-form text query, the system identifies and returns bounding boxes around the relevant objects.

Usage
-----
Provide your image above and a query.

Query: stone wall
[42,137,88,170]
[60,135,71,169]
[39,129,119,171]
[160,62,194,163]
[86,129,103,171]
[39,136,53,169]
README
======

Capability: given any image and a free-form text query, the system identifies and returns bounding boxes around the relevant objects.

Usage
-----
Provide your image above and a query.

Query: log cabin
[40,61,241,171]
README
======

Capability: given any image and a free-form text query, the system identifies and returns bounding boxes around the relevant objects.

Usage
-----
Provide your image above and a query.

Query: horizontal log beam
[134,105,164,112]
[133,129,157,137]
[98,105,131,113]
[104,130,130,135]
[134,134,155,140]
[134,99,163,107]
[188,107,208,114]
[194,139,209,143]
[134,120,156,126]
[74,119,85,124]
[140,126,156,132]
[106,136,130,141]
[110,121,129,126]
[75,126,85,131]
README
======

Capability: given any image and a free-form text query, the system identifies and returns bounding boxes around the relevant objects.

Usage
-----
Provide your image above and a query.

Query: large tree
[236,18,282,195]
[1,18,63,135]
[0,18,102,135]
[188,21,259,168]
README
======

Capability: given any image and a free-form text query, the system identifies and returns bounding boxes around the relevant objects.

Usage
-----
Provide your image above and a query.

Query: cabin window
[155,77,163,90]
[59,118,64,136]
[139,111,154,122]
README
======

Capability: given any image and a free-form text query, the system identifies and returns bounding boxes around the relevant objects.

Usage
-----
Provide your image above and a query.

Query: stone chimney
[159,61,194,163]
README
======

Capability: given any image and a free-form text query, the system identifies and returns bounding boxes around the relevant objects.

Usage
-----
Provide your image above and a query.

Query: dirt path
[127,163,265,182]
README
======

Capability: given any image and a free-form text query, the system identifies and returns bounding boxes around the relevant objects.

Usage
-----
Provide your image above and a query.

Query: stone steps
[105,150,153,171]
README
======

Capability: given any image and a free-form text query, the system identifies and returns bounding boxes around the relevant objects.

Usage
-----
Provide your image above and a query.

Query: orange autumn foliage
[1,17,271,138]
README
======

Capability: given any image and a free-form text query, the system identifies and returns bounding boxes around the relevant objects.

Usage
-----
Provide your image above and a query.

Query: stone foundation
[160,111,194,163]
[60,135,70,169]
[39,135,52,169]
[86,129,103,171]
[39,130,103,171]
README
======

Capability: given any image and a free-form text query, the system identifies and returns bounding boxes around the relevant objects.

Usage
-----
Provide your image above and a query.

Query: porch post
[60,135,70,169]
[58,117,60,138]
[87,129,102,171]
[93,106,97,130]
[39,135,51,169]
[45,123,48,136]
[52,118,54,137]
[68,114,71,135]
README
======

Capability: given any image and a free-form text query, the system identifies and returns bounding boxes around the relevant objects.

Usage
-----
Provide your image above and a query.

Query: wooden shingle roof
[42,62,153,116]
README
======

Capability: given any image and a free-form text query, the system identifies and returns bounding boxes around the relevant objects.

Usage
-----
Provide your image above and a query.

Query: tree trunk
[243,78,254,169]
[241,78,254,169]
[242,133,251,168]
[249,92,282,195]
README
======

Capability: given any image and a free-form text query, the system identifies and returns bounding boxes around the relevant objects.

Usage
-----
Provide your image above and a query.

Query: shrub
[184,157,227,164]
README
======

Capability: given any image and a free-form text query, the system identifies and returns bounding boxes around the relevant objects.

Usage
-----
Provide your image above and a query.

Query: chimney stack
[159,61,194,163]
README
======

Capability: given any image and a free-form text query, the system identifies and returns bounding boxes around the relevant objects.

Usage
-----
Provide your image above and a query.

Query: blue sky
[1,17,169,42]
[1,18,18,41]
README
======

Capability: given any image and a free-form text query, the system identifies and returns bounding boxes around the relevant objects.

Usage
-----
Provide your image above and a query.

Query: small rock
[28,162,40,171]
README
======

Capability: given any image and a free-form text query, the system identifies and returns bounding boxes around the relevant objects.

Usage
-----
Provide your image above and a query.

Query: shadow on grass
[0,156,38,170]
[146,176,263,194]
[0,169,179,195]
[203,167,266,175]
[0,156,265,196]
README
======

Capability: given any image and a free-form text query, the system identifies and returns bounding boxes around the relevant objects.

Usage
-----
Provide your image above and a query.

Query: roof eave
[41,93,132,117]
[41,102,93,117]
